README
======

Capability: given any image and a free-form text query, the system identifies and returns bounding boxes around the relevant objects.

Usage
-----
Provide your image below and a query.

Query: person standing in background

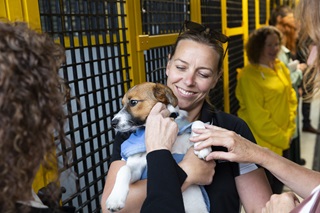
[269,5,307,165]
[236,26,297,194]
[297,42,320,134]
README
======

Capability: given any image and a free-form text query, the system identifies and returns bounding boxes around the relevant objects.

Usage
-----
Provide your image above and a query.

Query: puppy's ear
[153,83,178,107]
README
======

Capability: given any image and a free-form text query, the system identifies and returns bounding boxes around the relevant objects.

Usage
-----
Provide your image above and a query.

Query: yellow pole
[221,0,230,113]
[125,0,146,87]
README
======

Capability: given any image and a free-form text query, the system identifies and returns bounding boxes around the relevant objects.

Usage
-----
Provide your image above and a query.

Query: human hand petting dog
[190,125,259,163]
[145,102,178,153]
[261,192,300,213]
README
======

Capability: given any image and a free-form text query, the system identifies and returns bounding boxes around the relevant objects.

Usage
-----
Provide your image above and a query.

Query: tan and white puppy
[111,82,179,132]
[106,82,211,213]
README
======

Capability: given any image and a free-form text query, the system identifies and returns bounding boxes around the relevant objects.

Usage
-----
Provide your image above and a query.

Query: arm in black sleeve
[141,150,187,213]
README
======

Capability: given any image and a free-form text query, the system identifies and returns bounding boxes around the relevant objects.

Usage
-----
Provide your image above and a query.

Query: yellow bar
[32,160,58,193]
[137,33,178,51]
[125,0,145,86]
[4,0,23,21]
[22,0,41,31]
[55,34,116,48]
[225,27,244,37]
[255,0,260,29]
[190,0,201,22]
[243,0,249,66]
[0,0,7,18]
[266,0,270,26]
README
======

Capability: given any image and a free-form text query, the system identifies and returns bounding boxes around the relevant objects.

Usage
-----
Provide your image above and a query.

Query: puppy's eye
[129,100,139,107]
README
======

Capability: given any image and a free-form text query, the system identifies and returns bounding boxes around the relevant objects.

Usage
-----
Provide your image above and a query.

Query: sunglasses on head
[180,20,230,59]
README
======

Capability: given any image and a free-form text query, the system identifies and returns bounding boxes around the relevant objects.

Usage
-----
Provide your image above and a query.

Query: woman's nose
[272,45,280,52]
[184,72,196,86]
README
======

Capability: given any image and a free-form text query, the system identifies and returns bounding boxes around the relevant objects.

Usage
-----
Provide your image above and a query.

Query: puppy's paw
[191,121,212,159]
[191,120,205,137]
[106,193,126,212]
[197,147,212,160]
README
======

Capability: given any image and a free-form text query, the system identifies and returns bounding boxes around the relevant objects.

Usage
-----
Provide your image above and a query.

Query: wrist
[178,161,192,191]
[146,146,170,153]
[256,146,274,167]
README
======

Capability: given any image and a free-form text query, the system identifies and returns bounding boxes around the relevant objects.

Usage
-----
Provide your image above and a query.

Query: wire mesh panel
[141,0,189,35]
[39,0,130,212]
[225,1,245,115]
[145,46,172,84]
[228,35,244,115]
[201,0,224,111]
[142,0,190,82]
[248,0,256,33]
[201,0,222,30]
[259,0,267,25]
[201,1,245,113]
[227,0,242,28]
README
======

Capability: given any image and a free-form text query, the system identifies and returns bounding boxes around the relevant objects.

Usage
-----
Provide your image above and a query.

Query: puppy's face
[111,82,178,132]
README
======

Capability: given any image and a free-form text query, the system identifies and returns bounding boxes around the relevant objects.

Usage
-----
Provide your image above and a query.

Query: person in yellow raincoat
[236,26,297,194]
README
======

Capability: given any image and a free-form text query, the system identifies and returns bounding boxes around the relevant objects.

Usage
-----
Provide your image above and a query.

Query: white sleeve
[239,163,258,175]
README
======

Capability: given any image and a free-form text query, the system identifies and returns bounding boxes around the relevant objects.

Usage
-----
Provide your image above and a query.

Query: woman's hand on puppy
[190,125,261,164]
[145,102,178,153]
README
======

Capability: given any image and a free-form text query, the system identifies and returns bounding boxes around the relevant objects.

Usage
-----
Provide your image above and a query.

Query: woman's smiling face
[260,33,281,65]
[166,39,219,112]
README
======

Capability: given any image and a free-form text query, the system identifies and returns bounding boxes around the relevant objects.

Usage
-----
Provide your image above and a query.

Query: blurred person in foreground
[0,20,73,213]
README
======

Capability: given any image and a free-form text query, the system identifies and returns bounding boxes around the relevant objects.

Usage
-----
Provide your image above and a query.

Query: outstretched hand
[190,125,261,163]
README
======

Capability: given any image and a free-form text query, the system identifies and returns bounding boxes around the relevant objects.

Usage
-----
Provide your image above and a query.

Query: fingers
[189,124,257,163]
[190,125,233,148]
[149,102,164,115]
[149,102,170,118]
[145,102,178,153]
[205,151,230,162]
[262,192,299,213]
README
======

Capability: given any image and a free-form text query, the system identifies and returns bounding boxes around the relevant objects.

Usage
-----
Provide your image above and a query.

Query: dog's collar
[175,116,192,135]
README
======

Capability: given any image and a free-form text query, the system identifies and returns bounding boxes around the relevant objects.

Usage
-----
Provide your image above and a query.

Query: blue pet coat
[120,117,210,211]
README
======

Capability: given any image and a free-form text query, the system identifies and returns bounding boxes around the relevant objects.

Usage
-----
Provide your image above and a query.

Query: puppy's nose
[111,118,119,128]
[170,112,179,119]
